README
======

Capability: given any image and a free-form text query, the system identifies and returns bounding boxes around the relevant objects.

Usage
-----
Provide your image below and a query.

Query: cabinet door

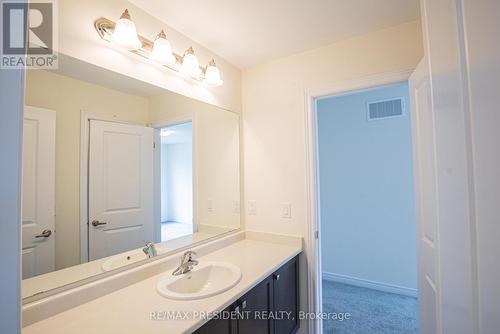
[193,304,233,334]
[237,276,274,334]
[273,256,299,334]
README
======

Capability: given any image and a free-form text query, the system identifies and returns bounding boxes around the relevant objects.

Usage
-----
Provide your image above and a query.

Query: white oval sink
[101,251,148,272]
[156,261,242,300]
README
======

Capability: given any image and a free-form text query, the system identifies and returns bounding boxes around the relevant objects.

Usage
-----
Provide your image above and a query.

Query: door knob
[91,220,107,227]
[35,229,52,238]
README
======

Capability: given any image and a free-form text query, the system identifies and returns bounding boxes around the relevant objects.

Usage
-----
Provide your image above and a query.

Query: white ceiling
[130,0,420,69]
[161,122,193,145]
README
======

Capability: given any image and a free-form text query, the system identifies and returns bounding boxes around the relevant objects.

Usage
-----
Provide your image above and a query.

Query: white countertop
[22,231,219,299]
[23,236,302,334]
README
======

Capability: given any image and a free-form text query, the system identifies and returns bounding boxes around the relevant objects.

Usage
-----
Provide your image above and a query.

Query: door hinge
[153,141,156,149]
[315,231,319,239]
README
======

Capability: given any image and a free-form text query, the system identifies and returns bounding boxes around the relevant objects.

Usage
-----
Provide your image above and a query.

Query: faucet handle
[181,250,197,262]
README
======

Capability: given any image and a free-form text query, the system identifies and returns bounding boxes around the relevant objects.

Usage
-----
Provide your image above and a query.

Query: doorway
[21,106,56,279]
[316,82,418,333]
[159,122,194,242]
[304,69,435,334]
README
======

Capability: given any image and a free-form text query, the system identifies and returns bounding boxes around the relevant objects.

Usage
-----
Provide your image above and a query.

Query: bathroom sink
[101,251,148,272]
[156,261,242,300]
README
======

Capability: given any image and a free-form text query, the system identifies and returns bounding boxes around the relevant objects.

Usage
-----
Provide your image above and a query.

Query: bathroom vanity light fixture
[180,46,201,78]
[94,10,223,87]
[110,9,141,50]
[149,30,175,65]
[203,59,223,87]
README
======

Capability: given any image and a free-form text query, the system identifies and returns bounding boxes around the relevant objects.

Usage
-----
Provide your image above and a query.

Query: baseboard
[322,272,418,298]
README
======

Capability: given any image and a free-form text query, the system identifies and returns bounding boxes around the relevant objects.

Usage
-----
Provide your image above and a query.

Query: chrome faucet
[172,251,198,276]
[142,242,157,258]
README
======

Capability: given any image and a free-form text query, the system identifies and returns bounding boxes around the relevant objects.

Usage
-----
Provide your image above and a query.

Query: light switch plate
[207,199,214,212]
[281,202,292,219]
[248,200,257,215]
[232,200,240,214]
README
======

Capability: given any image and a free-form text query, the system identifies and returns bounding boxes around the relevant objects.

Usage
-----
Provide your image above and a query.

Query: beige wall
[149,91,241,230]
[242,20,423,237]
[25,70,149,269]
[241,21,423,325]
[25,70,240,270]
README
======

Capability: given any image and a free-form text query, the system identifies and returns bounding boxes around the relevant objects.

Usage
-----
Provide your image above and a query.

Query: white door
[409,59,440,333]
[88,120,154,261]
[22,106,56,279]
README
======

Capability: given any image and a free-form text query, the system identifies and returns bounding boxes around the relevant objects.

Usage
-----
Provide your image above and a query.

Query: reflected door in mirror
[22,107,56,279]
[88,120,154,260]
[22,61,241,300]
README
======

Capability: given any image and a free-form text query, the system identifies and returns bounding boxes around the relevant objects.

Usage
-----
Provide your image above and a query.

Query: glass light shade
[110,10,141,50]
[180,47,201,77]
[203,60,223,87]
[149,31,175,65]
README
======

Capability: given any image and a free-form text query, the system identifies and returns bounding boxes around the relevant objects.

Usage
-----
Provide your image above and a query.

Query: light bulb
[180,47,201,78]
[110,9,141,50]
[203,59,223,87]
[149,30,175,65]
[160,130,175,137]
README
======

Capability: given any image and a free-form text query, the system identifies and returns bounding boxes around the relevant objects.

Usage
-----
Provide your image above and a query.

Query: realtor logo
[1,0,58,69]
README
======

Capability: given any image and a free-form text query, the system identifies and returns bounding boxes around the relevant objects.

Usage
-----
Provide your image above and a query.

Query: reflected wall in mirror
[22,55,241,299]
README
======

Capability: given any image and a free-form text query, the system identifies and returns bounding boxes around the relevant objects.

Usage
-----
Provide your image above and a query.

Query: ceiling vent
[367,98,405,121]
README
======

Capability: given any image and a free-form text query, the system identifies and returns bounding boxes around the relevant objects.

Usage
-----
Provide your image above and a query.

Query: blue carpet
[322,280,419,334]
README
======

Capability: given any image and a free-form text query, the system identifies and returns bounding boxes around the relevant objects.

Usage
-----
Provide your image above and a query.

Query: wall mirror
[21,54,241,300]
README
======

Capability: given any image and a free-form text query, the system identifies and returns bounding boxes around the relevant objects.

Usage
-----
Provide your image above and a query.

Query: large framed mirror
[22,54,241,300]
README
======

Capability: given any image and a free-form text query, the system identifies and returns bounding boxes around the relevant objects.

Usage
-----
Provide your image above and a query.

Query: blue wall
[318,82,417,289]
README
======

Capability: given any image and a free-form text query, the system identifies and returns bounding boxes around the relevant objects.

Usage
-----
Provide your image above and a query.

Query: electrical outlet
[248,200,257,215]
[232,200,240,214]
[281,202,292,219]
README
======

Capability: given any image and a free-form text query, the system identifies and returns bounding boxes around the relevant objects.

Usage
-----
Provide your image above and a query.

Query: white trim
[307,70,414,100]
[153,128,161,243]
[304,69,414,334]
[79,111,145,263]
[322,272,418,298]
[304,87,322,334]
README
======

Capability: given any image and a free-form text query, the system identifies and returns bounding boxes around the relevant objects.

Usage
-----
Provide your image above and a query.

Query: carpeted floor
[322,280,419,334]
[161,221,193,242]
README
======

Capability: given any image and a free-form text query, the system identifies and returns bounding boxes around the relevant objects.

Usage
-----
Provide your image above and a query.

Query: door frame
[303,69,414,334]
[79,111,145,263]
[151,114,199,243]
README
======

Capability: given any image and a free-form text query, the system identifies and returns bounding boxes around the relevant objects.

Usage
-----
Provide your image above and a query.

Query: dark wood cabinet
[236,275,274,334]
[192,303,234,334]
[273,256,299,334]
[193,255,299,334]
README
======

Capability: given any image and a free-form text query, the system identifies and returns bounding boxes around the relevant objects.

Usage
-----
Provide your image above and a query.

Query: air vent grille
[367,98,404,120]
